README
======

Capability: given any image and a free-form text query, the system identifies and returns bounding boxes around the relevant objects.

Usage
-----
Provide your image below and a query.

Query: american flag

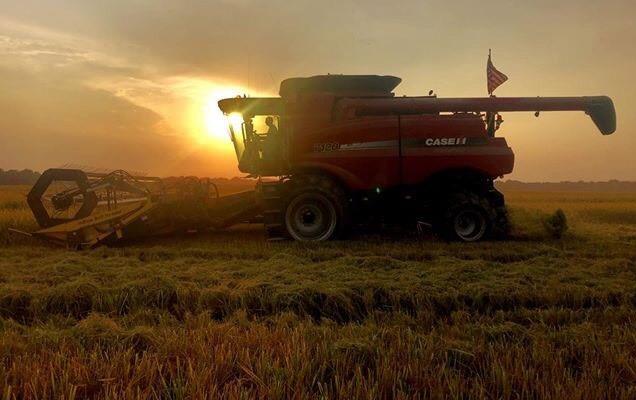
[487,50,508,95]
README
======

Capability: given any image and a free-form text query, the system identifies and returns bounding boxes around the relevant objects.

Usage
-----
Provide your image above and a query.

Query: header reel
[22,168,260,249]
[26,169,159,249]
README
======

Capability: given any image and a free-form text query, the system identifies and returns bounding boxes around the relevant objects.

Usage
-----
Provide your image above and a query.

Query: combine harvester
[22,75,616,248]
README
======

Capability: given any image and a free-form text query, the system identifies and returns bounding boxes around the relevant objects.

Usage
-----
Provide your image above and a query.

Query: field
[0,185,635,399]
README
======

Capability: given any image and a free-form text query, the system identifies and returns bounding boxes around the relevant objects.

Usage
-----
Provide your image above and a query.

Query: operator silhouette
[265,116,278,136]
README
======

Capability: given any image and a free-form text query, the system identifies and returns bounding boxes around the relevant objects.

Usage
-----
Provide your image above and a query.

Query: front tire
[264,175,348,241]
[285,192,338,241]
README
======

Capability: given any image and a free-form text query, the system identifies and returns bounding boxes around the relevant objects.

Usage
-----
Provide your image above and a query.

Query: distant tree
[0,169,41,185]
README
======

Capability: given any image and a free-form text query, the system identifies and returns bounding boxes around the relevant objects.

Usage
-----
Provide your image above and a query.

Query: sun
[203,88,244,140]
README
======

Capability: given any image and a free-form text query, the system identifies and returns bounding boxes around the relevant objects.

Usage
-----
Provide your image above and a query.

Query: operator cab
[218,97,285,176]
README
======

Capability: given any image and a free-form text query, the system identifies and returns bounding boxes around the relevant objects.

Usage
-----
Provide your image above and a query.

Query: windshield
[226,112,282,174]
[227,113,246,161]
[251,115,279,135]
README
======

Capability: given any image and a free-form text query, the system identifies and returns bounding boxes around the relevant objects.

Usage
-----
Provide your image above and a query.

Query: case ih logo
[424,137,468,146]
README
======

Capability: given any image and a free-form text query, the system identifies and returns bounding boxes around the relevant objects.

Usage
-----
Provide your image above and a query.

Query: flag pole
[487,49,492,96]
[486,49,495,135]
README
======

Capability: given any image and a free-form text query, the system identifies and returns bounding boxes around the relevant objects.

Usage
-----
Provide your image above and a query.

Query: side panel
[290,116,400,190]
[400,114,514,184]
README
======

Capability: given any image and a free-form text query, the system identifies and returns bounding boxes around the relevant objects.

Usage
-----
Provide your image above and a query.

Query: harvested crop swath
[0,188,635,398]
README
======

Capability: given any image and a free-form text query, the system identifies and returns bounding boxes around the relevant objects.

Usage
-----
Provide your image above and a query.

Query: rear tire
[436,190,506,242]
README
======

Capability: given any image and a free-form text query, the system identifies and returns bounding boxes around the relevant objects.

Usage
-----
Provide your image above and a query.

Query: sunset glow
[203,89,243,141]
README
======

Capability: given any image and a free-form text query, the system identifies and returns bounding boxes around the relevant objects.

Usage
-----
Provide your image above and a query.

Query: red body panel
[399,114,513,186]
[287,98,514,190]
[290,115,401,189]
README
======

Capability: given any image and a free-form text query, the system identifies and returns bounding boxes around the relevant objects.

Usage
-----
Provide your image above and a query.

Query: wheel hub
[51,193,74,212]
[301,208,318,225]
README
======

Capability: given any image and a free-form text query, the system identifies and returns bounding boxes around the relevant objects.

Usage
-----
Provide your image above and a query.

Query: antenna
[247,51,251,96]
[269,72,278,94]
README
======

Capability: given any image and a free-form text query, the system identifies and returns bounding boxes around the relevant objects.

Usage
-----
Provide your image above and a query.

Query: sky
[0,0,634,181]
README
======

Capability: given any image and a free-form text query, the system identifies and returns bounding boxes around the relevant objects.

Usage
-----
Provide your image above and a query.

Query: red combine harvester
[218,75,615,242]
[23,75,616,248]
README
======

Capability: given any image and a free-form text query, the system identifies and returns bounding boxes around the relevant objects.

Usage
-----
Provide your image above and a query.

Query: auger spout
[337,96,616,135]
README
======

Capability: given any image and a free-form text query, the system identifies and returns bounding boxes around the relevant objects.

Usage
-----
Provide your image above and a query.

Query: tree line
[0,169,41,185]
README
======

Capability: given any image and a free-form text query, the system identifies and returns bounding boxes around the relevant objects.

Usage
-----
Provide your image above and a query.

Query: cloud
[0,1,634,180]
[0,20,244,177]
[0,27,181,174]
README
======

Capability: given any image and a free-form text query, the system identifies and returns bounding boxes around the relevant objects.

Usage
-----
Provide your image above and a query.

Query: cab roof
[217,97,283,115]
[279,75,401,99]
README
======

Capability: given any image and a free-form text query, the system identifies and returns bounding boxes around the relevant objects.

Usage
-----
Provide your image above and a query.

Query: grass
[0,186,635,398]
[0,186,35,246]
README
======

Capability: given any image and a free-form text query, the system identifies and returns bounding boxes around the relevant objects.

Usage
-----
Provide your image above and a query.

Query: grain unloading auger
[21,168,260,249]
